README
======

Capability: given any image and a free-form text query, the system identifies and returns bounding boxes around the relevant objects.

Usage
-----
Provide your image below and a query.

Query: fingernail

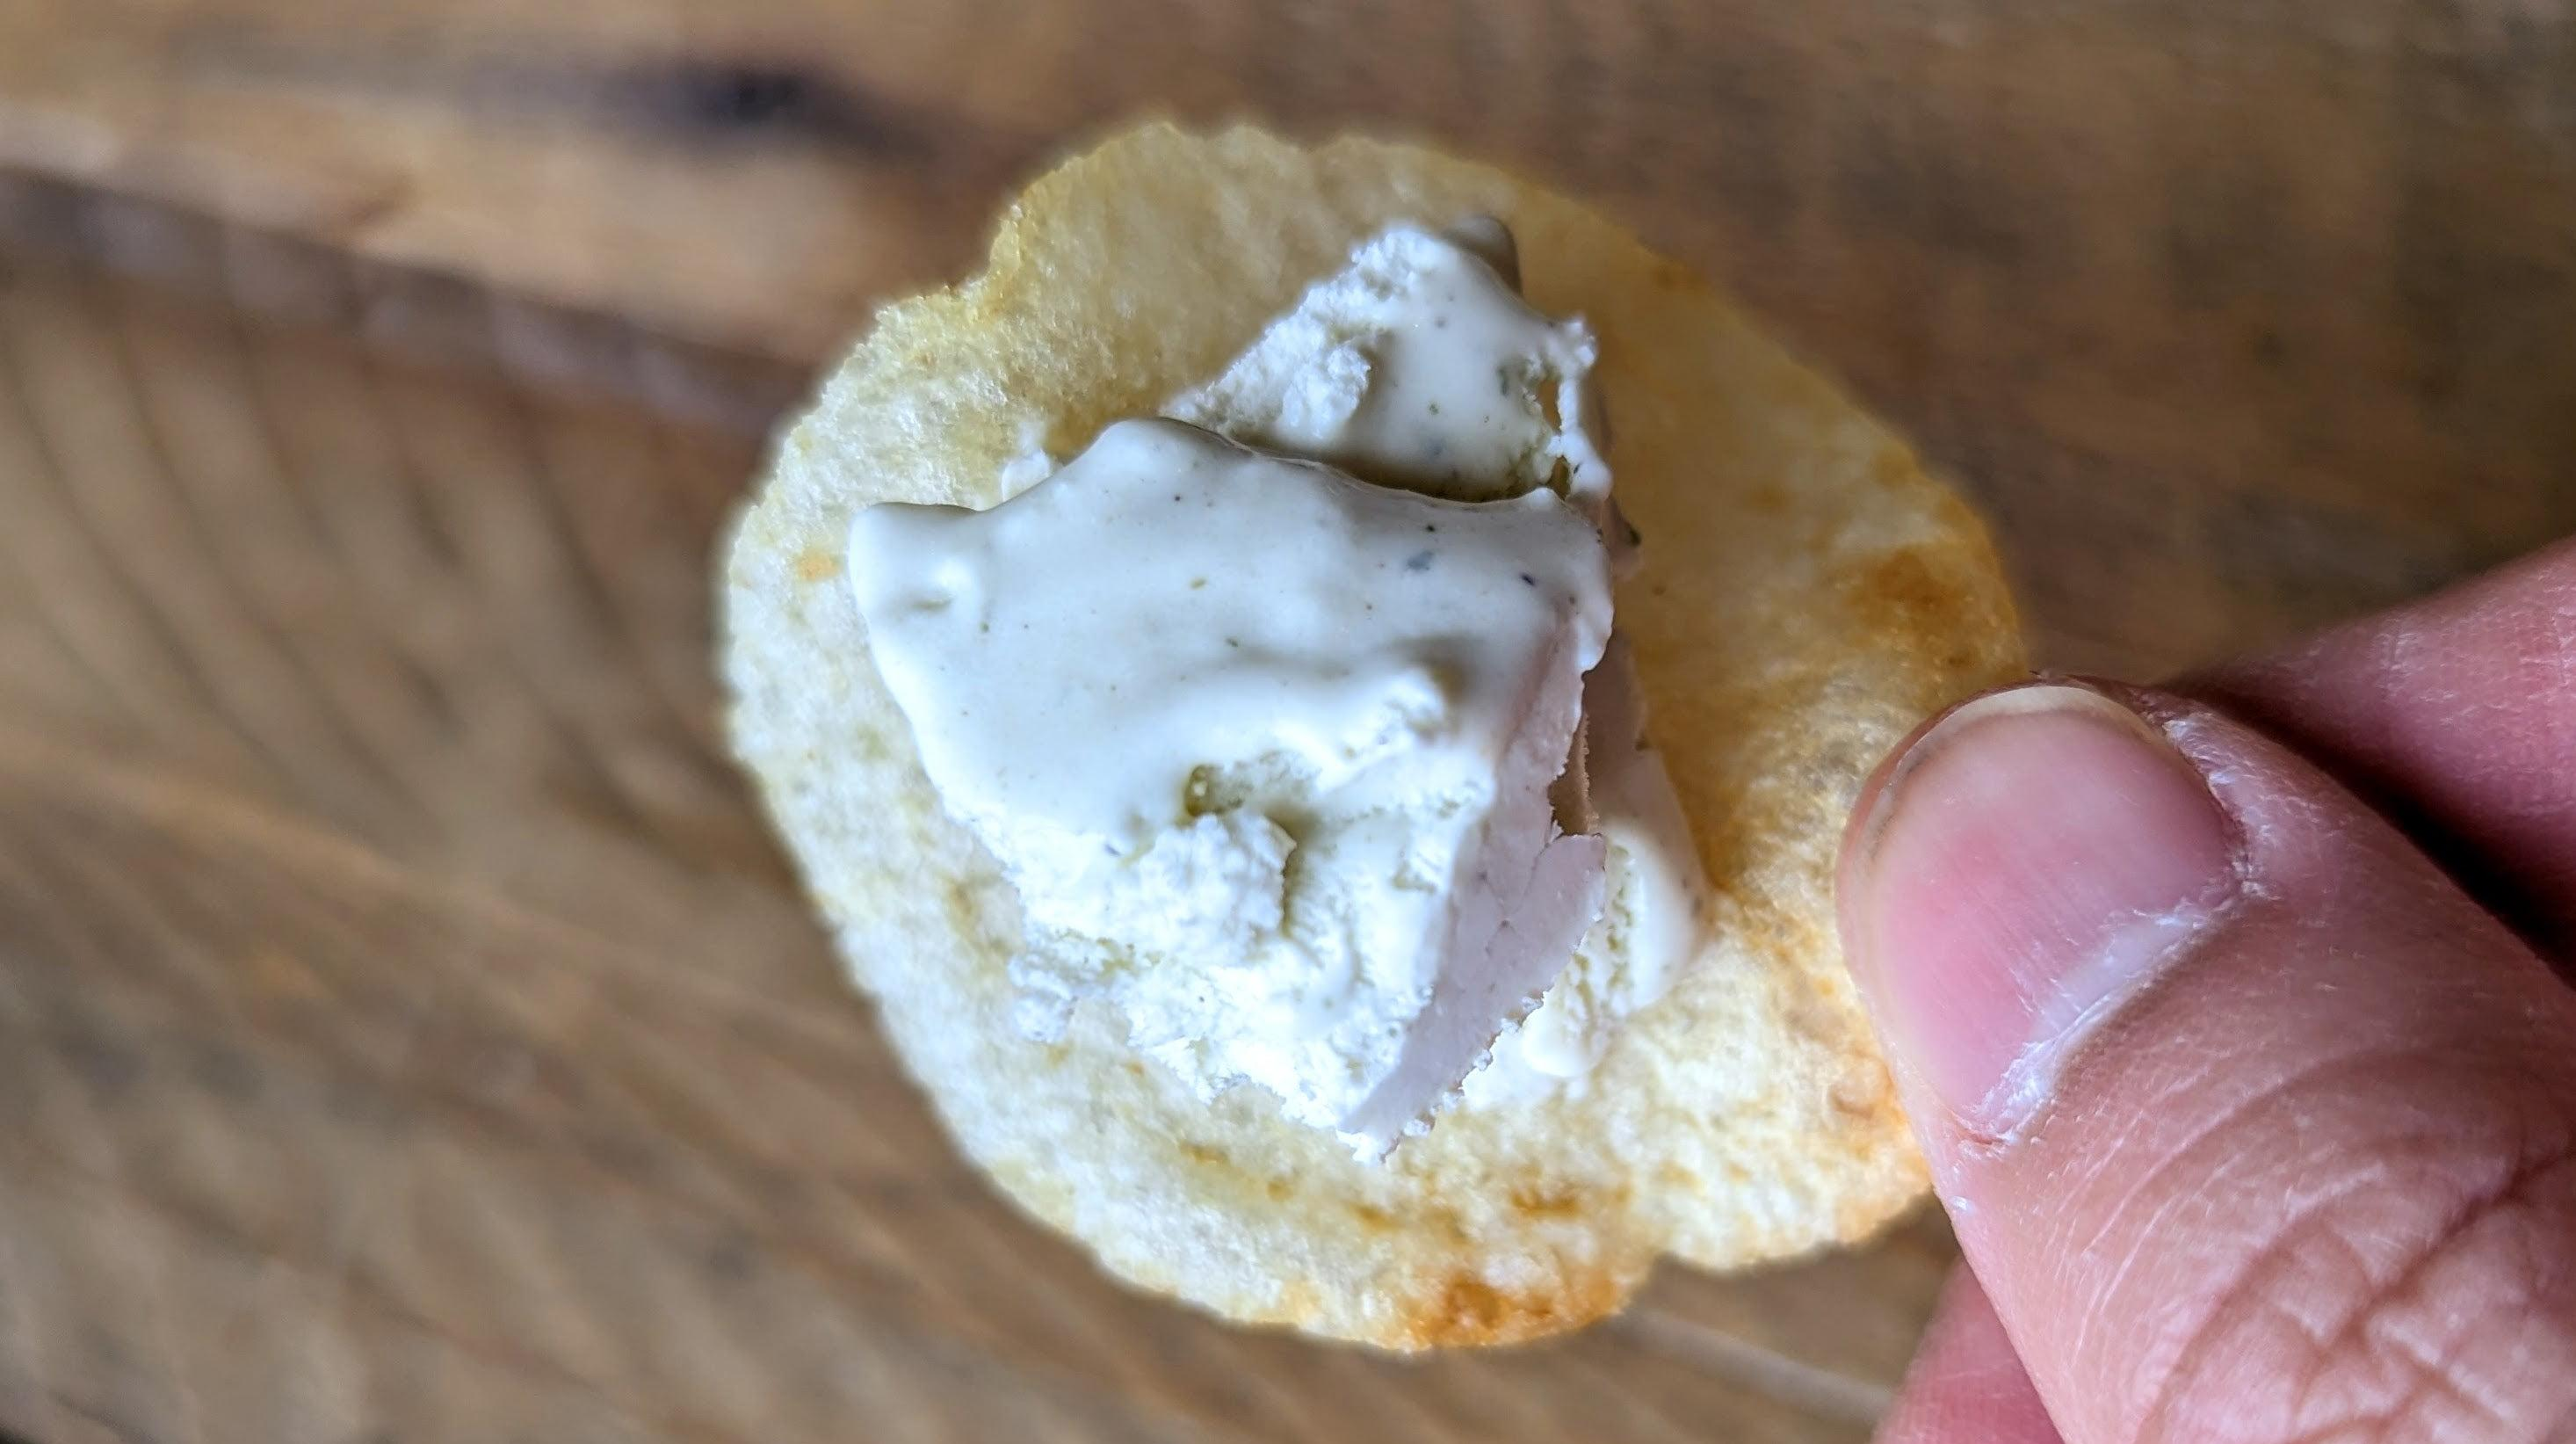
[1840,683,2241,1134]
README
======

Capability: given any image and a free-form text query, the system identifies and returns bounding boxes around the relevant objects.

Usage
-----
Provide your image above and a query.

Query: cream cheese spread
[1167,223,1607,512]
[851,418,1613,1152]
[849,221,1706,1154]
[1172,223,1705,1111]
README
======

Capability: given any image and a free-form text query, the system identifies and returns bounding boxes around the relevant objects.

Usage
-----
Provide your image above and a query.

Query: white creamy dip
[850,221,1706,1153]
[852,418,1613,1151]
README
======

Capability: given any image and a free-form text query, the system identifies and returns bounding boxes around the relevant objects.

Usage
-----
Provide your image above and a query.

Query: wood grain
[1,2,2573,1440]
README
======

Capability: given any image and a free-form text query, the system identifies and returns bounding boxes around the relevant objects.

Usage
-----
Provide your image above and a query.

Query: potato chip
[722,123,2024,1347]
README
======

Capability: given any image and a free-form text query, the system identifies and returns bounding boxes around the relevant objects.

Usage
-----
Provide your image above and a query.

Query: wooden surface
[1,2,2573,1441]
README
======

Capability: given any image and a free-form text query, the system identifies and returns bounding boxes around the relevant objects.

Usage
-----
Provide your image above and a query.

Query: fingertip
[1838,679,2242,1136]
[1849,680,2576,1444]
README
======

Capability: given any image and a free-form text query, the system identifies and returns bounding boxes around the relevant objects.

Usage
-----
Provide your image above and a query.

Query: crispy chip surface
[722,122,2024,1348]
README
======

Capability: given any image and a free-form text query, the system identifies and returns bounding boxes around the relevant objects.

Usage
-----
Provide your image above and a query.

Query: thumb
[1840,680,2576,1444]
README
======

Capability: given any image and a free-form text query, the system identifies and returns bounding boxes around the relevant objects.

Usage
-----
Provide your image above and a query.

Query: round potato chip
[722,122,2024,1348]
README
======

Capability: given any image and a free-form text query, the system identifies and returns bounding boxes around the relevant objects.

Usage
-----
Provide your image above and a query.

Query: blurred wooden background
[0,3,2570,1441]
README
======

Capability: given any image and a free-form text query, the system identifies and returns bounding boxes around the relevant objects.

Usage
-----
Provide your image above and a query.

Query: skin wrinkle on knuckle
[2067,1036,2393,1267]
[2001,1018,2569,1443]
[1985,1049,2371,1428]
[2323,1154,2574,1443]
[2366,1310,2522,1442]
[2114,1152,2385,1437]
[2135,1130,2576,1444]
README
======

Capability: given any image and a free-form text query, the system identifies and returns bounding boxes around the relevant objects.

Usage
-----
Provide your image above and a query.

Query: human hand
[1843,541,2576,1443]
